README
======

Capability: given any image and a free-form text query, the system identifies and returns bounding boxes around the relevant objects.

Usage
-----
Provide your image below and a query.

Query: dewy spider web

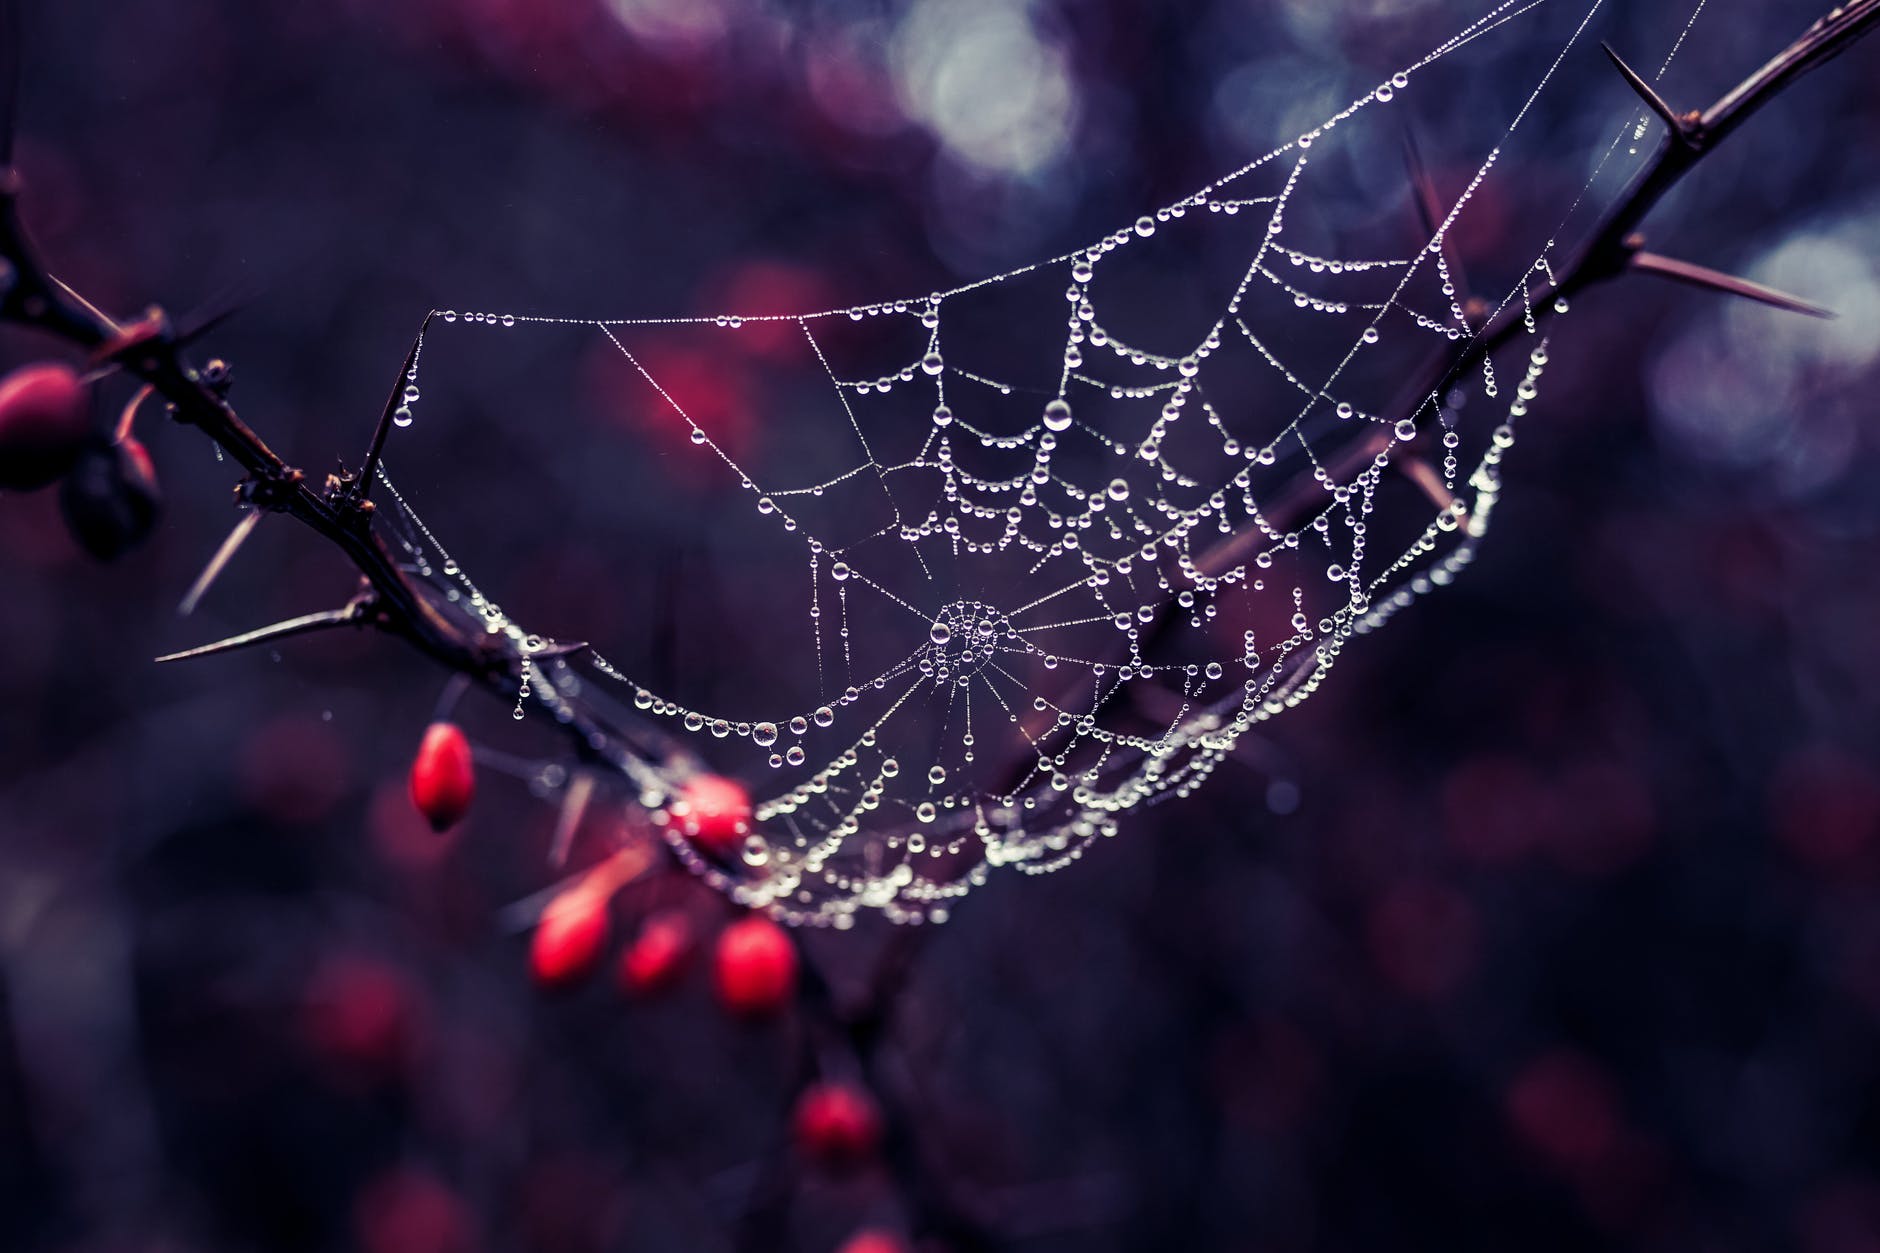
[367,0,1692,926]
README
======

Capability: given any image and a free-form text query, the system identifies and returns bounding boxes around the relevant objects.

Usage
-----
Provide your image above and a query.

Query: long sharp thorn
[155,605,359,664]
[1603,43,1686,137]
[1402,129,1443,241]
[1403,129,1474,326]
[548,773,595,869]
[1630,250,1835,318]
[533,639,589,659]
[359,315,433,498]
[178,508,262,616]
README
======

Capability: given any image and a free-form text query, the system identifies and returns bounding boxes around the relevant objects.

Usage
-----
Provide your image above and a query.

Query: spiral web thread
[369,0,1695,926]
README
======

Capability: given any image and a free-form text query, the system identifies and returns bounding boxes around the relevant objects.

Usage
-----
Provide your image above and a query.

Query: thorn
[548,773,596,869]
[1403,129,1475,327]
[114,383,153,442]
[1401,129,1444,242]
[1602,43,1688,139]
[1630,250,1835,318]
[155,604,361,664]
[358,316,433,501]
[1397,455,1463,517]
[532,639,589,659]
[178,508,262,616]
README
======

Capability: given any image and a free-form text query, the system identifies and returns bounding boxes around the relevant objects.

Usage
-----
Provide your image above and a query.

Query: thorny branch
[1,3,1877,1248]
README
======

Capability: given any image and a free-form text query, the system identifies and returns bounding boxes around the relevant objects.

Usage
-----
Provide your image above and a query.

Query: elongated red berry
[60,435,160,559]
[531,887,610,987]
[409,721,475,832]
[712,915,796,1015]
[671,774,751,855]
[618,908,693,995]
[792,1079,882,1167]
[0,362,90,492]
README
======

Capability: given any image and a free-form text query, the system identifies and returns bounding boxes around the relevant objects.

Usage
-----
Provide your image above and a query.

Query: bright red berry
[409,722,475,832]
[60,434,160,559]
[671,774,751,855]
[712,915,797,1015]
[618,908,693,995]
[531,887,610,988]
[836,1229,909,1253]
[792,1079,882,1167]
[0,362,90,492]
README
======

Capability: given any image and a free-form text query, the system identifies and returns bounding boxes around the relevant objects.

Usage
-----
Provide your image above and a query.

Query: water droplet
[831,561,850,581]
[753,722,779,747]
[1107,478,1129,501]
[930,622,952,646]
[932,403,953,427]
[392,407,414,428]
[921,351,944,375]
[785,746,805,766]
[1043,399,1073,431]
[1394,419,1417,441]
[813,705,835,728]
[1134,216,1156,237]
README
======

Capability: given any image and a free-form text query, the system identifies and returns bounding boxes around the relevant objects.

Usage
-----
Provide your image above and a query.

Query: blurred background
[1,0,1878,1250]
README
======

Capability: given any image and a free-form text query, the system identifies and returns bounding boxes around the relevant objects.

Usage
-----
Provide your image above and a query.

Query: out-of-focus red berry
[531,887,610,988]
[672,774,751,855]
[835,1228,910,1253]
[793,1079,882,1167]
[712,915,797,1015]
[618,908,693,995]
[409,721,475,832]
[0,362,90,492]
[302,954,411,1079]
[355,1166,477,1253]
[60,434,160,559]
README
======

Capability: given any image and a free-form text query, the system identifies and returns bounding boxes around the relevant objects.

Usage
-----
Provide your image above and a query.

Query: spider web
[368,0,1699,926]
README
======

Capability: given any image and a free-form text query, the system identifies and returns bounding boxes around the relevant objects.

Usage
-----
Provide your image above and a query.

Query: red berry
[409,722,475,832]
[531,887,610,988]
[618,908,693,995]
[59,434,160,559]
[712,915,797,1015]
[836,1229,909,1253]
[792,1080,882,1167]
[302,954,411,1077]
[0,362,90,492]
[671,774,751,854]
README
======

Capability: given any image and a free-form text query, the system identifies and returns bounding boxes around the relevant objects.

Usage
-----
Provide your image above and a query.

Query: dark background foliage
[2,1,1878,1250]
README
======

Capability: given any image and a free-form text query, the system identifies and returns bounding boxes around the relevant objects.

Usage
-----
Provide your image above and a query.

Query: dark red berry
[712,915,796,1016]
[0,362,90,493]
[672,774,751,855]
[792,1080,882,1167]
[618,908,693,995]
[59,434,160,559]
[530,887,609,988]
